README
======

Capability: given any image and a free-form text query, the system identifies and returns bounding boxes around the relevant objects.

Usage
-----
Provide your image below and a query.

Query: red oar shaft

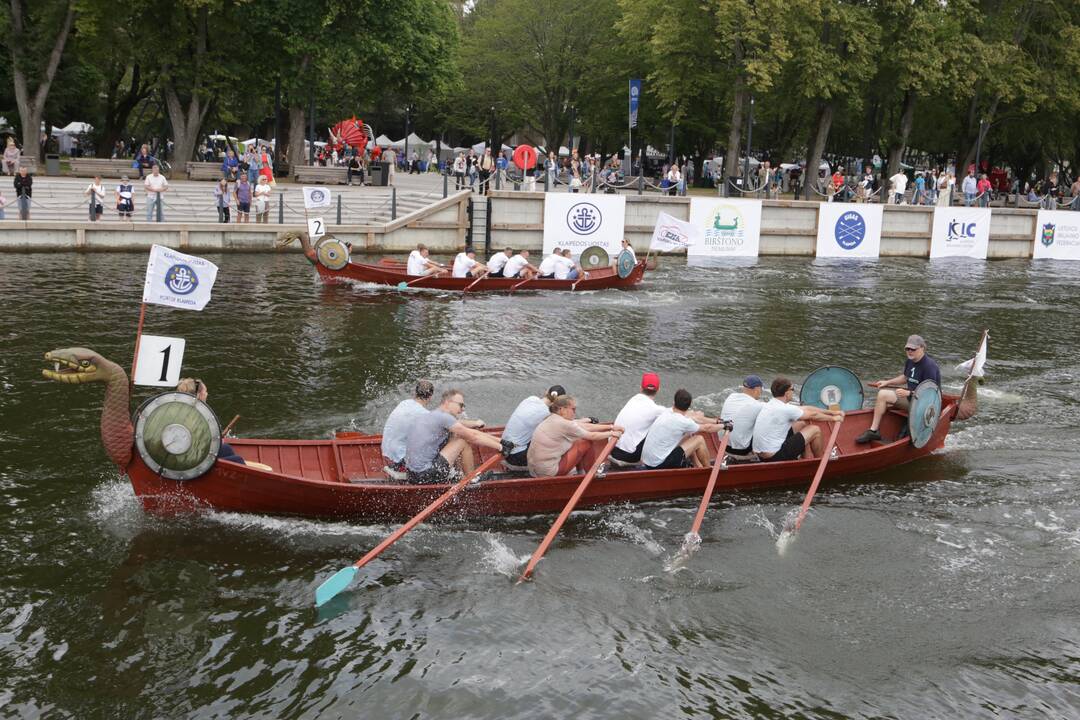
[688,432,730,538]
[350,453,502,571]
[464,271,489,292]
[518,436,618,582]
[791,420,842,532]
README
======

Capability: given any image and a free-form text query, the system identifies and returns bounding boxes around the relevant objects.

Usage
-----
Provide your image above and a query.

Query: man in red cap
[610,372,665,465]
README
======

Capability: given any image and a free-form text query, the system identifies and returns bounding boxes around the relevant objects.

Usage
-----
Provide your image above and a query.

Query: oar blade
[396,281,408,290]
[315,565,359,607]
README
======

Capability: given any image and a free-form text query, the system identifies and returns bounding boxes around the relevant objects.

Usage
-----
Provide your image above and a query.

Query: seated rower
[752,377,843,462]
[556,249,587,281]
[527,396,622,477]
[502,384,569,468]
[406,243,445,277]
[857,334,941,443]
[720,375,765,457]
[502,249,538,280]
[487,246,513,278]
[612,237,636,265]
[610,372,665,465]
[537,247,562,279]
[380,379,433,477]
[176,377,246,465]
[452,248,487,279]
[404,388,506,484]
[641,389,727,469]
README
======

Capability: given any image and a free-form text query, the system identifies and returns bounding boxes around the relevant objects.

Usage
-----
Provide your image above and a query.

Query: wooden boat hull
[314,258,646,291]
[124,400,958,521]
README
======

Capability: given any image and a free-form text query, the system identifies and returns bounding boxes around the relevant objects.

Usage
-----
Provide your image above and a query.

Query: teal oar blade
[315,565,358,607]
[396,281,408,289]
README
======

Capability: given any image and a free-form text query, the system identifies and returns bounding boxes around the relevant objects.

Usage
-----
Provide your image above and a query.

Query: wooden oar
[314,452,502,607]
[396,269,446,290]
[463,270,489,293]
[776,418,842,552]
[517,436,618,583]
[509,275,535,293]
[686,430,731,540]
[222,414,240,437]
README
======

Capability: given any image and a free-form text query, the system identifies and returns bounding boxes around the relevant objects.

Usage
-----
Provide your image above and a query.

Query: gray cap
[905,334,926,349]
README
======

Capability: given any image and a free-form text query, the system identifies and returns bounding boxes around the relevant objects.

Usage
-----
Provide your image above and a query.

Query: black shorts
[488,270,504,278]
[504,448,528,467]
[237,201,250,212]
[646,445,689,470]
[726,444,752,456]
[539,273,555,279]
[610,437,645,464]
[763,429,805,463]
[406,454,461,485]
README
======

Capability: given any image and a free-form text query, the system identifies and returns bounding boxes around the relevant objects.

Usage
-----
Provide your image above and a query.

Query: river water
[1,253,1078,718]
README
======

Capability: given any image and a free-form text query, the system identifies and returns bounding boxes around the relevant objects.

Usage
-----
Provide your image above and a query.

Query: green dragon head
[43,347,118,385]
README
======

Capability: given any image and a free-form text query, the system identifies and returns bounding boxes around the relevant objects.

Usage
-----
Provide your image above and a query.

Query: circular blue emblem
[309,189,326,204]
[165,264,199,295]
[834,211,866,250]
[567,202,602,236]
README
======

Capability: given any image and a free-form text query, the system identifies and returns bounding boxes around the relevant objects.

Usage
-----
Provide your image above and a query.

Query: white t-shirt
[407,249,427,276]
[503,254,529,278]
[641,410,700,468]
[253,183,271,210]
[452,252,477,278]
[890,173,908,194]
[87,183,105,202]
[752,398,804,454]
[502,396,551,454]
[144,174,168,196]
[488,251,509,274]
[381,399,429,463]
[552,255,576,280]
[720,392,764,451]
[538,253,560,276]
[614,393,665,453]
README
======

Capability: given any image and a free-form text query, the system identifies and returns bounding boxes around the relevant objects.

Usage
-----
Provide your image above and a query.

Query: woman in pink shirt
[527,396,622,477]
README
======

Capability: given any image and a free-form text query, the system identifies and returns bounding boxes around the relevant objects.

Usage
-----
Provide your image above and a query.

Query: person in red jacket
[976,173,993,208]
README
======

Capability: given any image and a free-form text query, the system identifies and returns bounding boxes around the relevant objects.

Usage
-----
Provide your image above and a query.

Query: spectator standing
[889,169,908,204]
[976,173,992,208]
[1070,177,1080,211]
[937,171,954,206]
[3,138,20,175]
[134,144,155,179]
[410,151,420,174]
[144,165,168,221]
[912,172,925,205]
[465,148,477,189]
[13,166,31,220]
[856,168,873,203]
[116,175,135,219]
[546,150,558,188]
[480,148,494,192]
[253,175,272,223]
[84,175,105,221]
[1042,172,1059,210]
[242,146,258,185]
[234,174,251,223]
[213,178,231,223]
[384,147,397,186]
[258,146,275,187]
[961,170,977,206]
[452,152,466,190]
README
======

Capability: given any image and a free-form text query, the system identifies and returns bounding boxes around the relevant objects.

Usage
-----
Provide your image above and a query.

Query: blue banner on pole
[629,79,641,129]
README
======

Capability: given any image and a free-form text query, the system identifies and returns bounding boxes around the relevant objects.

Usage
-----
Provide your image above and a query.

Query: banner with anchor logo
[542,193,626,259]
[141,244,219,311]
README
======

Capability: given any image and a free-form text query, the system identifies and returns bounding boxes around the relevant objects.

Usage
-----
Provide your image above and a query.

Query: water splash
[665,532,701,573]
[476,533,529,578]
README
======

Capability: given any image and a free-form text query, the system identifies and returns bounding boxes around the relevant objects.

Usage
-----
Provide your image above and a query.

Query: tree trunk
[161,7,211,167]
[803,102,834,200]
[886,89,916,180]
[97,64,151,156]
[287,105,306,169]
[724,76,747,192]
[9,0,76,159]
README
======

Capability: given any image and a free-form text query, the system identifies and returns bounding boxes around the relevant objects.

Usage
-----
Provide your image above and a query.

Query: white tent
[51,121,93,154]
[374,134,393,147]
[471,141,513,154]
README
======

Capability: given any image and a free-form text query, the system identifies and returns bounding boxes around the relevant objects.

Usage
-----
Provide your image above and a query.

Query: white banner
[302,186,332,210]
[1034,210,1080,260]
[815,203,883,259]
[542,194,626,258]
[133,335,186,387]
[930,207,990,259]
[649,212,698,252]
[687,198,761,261]
[307,216,327,240]
[142,244,218,311]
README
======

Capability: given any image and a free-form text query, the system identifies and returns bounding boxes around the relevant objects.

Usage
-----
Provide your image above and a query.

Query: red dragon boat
[43,348,977,522]
[276,231,647,291]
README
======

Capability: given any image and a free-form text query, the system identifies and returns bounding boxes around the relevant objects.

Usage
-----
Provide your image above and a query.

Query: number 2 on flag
[307,217,326,240]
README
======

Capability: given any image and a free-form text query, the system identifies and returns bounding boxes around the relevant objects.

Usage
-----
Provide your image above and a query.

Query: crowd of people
[375,335,940,485]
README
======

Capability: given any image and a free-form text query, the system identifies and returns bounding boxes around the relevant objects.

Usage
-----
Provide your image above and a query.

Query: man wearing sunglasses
[405,388,507,484]
[857,334,941,444]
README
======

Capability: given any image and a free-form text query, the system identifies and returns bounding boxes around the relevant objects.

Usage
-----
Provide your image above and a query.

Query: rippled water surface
[2,253,1079,718]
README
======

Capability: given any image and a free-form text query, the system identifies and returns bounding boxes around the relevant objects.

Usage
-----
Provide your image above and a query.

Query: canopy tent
[470,141,514,154]
[51,121,93,154]
[374,134,394,147]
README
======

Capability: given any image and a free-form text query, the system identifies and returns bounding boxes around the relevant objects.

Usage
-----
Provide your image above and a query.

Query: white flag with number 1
[142,244,218,311]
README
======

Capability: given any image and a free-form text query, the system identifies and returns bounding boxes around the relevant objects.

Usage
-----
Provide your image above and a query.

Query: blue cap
[743,375,763,389]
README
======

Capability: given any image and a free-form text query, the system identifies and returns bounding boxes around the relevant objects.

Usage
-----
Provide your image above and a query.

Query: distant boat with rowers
[276,231,647,291]
[43,349,979,522]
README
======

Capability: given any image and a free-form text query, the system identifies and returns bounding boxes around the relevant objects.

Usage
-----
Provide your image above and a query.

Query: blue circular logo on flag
[165,264,199,295]
[567,202,601,235]
[834,211,866,250]
[309,189,326,204]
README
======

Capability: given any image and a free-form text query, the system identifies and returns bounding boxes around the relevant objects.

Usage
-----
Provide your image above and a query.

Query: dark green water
[1,253,1078,719]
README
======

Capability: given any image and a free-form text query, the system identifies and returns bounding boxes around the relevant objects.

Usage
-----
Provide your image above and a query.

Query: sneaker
[855,429,882,444]
[594,463,608,479]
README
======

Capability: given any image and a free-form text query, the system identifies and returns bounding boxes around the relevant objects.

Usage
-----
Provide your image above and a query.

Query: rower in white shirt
[406,243,446,277]
[486,246,513,277]
[502,249,538,280]
[554,248,586,280]
[452,249,487,278]
[538,247,562,279]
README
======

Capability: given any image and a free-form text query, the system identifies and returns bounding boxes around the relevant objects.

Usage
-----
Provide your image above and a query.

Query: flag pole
[628,79,632,174]
[129,301,147,391]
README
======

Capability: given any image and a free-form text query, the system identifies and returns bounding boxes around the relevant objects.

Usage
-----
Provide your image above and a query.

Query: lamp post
[974,118,988,176]
[404,105,412,165]
[743,95,754,196]
[669,102,676,165]
[568,106,576,156]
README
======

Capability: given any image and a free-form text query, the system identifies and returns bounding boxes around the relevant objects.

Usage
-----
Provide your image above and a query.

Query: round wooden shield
[799,366,864,411]
[513,145,537,170]
[579,245,609,270]
[908,380,942,449]
[134,392,221,481]
[316,236,350,271]
[616,249,636,279]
